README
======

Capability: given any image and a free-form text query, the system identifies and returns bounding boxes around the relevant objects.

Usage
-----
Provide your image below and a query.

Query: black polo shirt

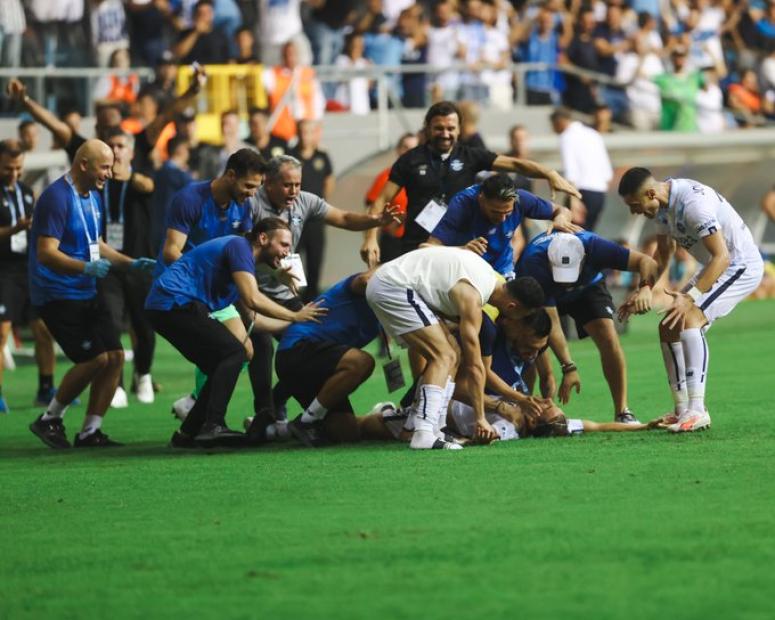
[290,147,333,198]
[99,177,154,258]
[388,143,498,249]
[0,181,34,266]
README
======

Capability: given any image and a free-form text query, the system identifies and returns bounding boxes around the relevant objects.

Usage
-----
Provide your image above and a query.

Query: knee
[438,347,458,373]
[107,349,125,369]
[591,321,621,352]
[90,352,111,371]
[342,350,375,382]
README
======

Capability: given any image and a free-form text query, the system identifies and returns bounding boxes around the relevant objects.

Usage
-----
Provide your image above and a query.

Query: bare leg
[56,353,110,406]
[84,350,124,419]
[30,319,55,376]
[0,321,10,388]
[316,349,374,409]
[584,318,628,417]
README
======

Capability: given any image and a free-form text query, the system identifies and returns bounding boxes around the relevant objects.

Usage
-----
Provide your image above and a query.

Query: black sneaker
[74,429,123,448]
[288,414,329,448]
[194,423,243,443]
[615,409,641,425]
[169,430,200,449]
[245,407,275,445]
[29,415,70,449]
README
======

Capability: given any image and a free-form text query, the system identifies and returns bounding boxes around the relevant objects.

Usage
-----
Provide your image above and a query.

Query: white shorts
[685,259,764,327]
[365,275,439,343]
[447,400,520,441]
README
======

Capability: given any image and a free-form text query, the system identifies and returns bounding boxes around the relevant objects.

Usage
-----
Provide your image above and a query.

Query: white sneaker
[3,343,15,371]
[111,386,129,409]
[369,401,396,415]
[135,374,155,404]
[171,394,196,421]
[243,416,254,431]
[409,429,463,450]
[668,409,711,433]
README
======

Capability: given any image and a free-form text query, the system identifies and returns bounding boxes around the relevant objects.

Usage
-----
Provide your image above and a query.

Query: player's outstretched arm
[326,203,403,232]
[233,271,327,323]
[545,306,581,404]
[6,79,73,146]
[491,155,582,201]
[582,419,656,432]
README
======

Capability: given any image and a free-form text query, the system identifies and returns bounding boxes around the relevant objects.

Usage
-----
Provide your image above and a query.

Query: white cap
[547,233,585,283]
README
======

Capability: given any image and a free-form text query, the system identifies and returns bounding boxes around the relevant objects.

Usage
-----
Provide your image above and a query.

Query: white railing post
[377,72,389,151]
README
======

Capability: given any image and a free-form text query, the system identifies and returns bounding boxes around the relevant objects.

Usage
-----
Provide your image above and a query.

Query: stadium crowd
[1,0,775,129]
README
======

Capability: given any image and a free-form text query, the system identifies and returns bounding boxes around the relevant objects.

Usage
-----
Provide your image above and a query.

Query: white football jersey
[375,247,498,319]
[656,179,760,267]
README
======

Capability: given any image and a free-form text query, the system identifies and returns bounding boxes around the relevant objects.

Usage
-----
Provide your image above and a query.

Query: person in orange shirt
[262,40,326,143]
[364,132,419,264]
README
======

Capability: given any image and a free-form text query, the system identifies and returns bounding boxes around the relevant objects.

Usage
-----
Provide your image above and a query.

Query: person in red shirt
[364,132,418,264]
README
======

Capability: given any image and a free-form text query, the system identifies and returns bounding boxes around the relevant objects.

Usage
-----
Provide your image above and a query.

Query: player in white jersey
[365,246,545,449]
[617,168,764,432]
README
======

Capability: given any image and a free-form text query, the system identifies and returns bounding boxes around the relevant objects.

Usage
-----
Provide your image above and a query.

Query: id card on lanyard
[103,178,128,249]
[65,174,100,262]
[416,151,450,233]
[3,184,27,254]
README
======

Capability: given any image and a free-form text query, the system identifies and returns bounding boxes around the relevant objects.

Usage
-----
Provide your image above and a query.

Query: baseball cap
[547,233,584,283]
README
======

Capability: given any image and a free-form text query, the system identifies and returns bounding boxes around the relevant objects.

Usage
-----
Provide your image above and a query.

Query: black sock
[38,374,53,392]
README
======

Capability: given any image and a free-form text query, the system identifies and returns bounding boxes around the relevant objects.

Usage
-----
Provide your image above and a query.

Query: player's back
[664,179,759,266]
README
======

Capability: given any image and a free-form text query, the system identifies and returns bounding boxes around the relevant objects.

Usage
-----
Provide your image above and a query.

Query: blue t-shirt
[431,184,554,276]
[515,231,630,306]
[278,274,379,351]
[478,314,530,396]
[154,180,253,276]
[145,235,255,312]
[28,176,104,305]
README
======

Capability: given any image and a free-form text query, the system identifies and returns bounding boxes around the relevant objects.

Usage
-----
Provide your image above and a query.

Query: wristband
[561,361,577,374]
[686,286,702,303]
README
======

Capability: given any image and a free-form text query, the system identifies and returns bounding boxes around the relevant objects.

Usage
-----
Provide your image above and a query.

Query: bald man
[28,140,156,449]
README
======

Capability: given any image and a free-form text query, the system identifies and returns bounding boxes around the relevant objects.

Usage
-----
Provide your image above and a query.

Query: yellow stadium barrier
[176,64,268,143]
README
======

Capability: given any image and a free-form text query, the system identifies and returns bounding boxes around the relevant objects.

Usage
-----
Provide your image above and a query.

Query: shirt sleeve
[684,193,722,239]
[585,234,631,271]
[224,237,256,274]
[430,195,468,245]
[473,148,498,172]
[517,190,554,221]
[478,314,497,357]
[306,193,331,221]
[388,152,409,188]
[165,190,200,234]
[34,185,68,240]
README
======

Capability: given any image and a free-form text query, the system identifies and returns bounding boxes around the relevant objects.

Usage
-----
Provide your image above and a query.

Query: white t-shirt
[656,178,760,267]
[559,122,613,192]
[616,52,663,114]
[334,55,370,115]
[259,0,302,45]
[427,24,464,90]
[375,247,498,318]
[695,84,725,134]
[481,26,511,87]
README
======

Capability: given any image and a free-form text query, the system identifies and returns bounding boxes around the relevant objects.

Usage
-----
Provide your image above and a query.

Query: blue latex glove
[83,259,111,278]
[131,257,156,272]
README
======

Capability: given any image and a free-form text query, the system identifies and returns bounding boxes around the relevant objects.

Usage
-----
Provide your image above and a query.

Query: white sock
[660,341,688,414]
[266,421,289,441]
[412,384,444,434]
[681,328,709,413]
[301,398,328,424]
[79,414,103,438]
[434,378,455,437]
[42,398,68,421]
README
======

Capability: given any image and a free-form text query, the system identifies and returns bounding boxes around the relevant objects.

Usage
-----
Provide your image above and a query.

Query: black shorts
[37,297,122,363]
[556,280,616,339]
[0,265,36,324]
[275,339,353,411]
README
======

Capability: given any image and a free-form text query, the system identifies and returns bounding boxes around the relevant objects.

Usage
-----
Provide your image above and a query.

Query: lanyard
[427,148,451,203]
[2,183,24,227]
[102,177,129,225]
[65,174,99,246]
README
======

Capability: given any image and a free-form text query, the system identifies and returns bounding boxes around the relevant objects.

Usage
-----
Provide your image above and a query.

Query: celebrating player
[617,168,764,432]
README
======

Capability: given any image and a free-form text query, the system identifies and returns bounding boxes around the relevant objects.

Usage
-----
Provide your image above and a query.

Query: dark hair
[505,276,545,309]
[221,108,239,122]
[195,0,214,12]
[166,135,188,157]
[618,167,653,196]
[396,132,416,149]
[424,101,461,126]
[247,217,290,241]
[224,148,266,178]
[18,120,36,132]
[549,107,572,123]
[102,126,134,144]
[480,173,517,201]
[0,139,23,159]
[249,106,270,117]
[637,11,652,28]
[532,413,569,438]
[524,308,551,339]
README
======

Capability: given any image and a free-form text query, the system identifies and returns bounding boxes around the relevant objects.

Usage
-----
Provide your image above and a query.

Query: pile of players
[9,100,763,450]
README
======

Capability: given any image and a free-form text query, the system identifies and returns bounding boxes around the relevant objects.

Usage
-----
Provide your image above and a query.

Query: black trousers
[247,296,304,418]
[580,189,606,232]
[147,303,246,435]
[98,269,156,375]
[297,218,326,302]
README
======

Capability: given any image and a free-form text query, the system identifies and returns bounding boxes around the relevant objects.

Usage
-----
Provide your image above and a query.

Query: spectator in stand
[593,103,614,133]
[246,107,288,161]
[654,46,712,132]
[505,125,534,192]
[121,89,178,168]
[197,109,256,179]
[91,0,130,67]
[516,5,571,106]
[550,107,612,231]
[151,135,193,255]
[458,100,487,150]
[594,3,630,120]
[458,0,488,102]
[396,6,429,109]
[263,40,325,143]
[93,48,140,108]
[258,0,312,66]
[354,0,390,35]
[305,0,357,70]
[146,51,179,108]
[126,0,168,66]
[171,107,207,175]
[18,121,40,154]
[755,1,775,49]
[479,0,512,110]
[334,33,372,115]
[28,0,90,67]
[0,0,25,69]
[232,26,259,63]
[173,0,231,65]
[763,43,775,92]
[290,120,334,302]
[728,68,769,126]
[565,7,602,114]
[365,132,418,265]
[426,0,465,102]
[696,67,726,133]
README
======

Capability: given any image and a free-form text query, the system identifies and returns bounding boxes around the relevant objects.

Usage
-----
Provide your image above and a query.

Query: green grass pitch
[1,299,774,620]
